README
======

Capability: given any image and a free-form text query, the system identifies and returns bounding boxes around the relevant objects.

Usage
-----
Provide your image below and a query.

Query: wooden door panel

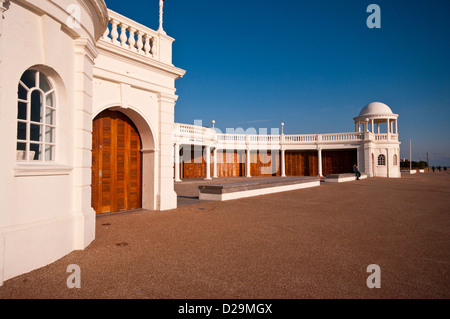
[92,110,142,214]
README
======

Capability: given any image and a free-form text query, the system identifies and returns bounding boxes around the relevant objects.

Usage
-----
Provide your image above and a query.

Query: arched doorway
[92,110,142,214]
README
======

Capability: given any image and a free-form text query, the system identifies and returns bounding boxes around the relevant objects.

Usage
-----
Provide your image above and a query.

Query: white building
[0,0,400,286]
[173,102,401,180]
[0,0,185,285]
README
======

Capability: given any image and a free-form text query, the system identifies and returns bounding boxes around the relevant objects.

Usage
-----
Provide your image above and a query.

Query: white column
[174,143,181,182]
[371,119,375,134]
[395,120,398,135]
[281,149,286,177]
[318,148,323,177]
[205,146,212,180]
[246,149,252,177]
[213,148,218,178]
[386,119,391,141]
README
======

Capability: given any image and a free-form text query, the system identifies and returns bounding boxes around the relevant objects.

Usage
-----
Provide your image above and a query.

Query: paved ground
[0,172,449,299]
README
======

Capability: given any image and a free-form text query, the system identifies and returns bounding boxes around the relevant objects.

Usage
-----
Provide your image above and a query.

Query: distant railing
[321,132,365,142]
[174,124,393,148]
[100,10,160,60]
[249,135,281,143]
[217,134,246,142]
[284,135,317,143]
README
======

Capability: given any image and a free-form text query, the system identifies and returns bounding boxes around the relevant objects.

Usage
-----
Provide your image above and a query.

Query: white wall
[93,39,185,211]
[372,146,401,178]
[0,0,106,285]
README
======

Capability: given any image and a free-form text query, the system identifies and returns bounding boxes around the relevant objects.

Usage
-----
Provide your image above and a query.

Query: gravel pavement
[0,173,449,299]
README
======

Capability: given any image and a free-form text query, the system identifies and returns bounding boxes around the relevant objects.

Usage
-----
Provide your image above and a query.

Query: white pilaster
[73,38,98,250]
[158,92,178,210]
[174,143,181,182]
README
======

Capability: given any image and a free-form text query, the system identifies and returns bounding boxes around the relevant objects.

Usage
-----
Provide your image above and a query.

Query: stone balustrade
[100,9,160,60]
[217,134,246,142]
[174,123,393,149]
[284,135,317,143]
[320,132,365,142]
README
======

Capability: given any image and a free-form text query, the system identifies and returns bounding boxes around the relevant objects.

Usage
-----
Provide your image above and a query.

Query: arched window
[17,70,56,161]
[393,154,398,166]
[378,154,386,166]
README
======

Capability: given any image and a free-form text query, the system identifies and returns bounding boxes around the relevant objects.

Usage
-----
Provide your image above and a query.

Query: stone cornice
[354,113,399,122]
[75,37,99,62]
[85,0,108,40]
[97,40,186,79]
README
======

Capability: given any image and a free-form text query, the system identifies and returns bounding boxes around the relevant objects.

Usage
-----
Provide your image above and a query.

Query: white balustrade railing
[284,135,317,143]
[375,134,388,141]
[217,134,246,142]
[174,124,216,142]
[249,135,281,143]
[321,132,364,142]
[174,124,395,148]
[100,10,159,60]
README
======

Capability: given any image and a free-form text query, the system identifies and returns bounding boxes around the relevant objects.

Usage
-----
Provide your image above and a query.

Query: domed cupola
[354,102,399,136]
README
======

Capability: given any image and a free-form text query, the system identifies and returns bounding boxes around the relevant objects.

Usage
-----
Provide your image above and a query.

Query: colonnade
[174,144,329,181]
[355,118,399,137]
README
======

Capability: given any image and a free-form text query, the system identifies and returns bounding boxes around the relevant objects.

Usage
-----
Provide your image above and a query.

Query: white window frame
[378,154,386,166]
[16,70,57,162]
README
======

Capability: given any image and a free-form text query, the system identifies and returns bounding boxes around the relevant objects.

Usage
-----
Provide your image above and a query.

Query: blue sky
[105,0,450,166]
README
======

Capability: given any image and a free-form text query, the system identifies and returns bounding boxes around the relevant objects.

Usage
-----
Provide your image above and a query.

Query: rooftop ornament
[158,0,166,35]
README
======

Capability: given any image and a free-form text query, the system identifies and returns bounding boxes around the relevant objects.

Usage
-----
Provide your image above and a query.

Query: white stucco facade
[0,0,185,285]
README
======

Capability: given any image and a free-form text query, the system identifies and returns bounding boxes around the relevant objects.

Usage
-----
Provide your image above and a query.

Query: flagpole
[410,139,412,171]
[158,0,167,35]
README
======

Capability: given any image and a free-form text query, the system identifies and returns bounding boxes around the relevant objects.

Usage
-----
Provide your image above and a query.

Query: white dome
[359,102,393,117]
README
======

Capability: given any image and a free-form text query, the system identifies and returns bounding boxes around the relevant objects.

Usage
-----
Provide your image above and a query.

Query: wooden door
[182,146,207,178]
[285,151,319,176]
[250,151,281,177]
[322,149,357,176]
[92,110,142,214]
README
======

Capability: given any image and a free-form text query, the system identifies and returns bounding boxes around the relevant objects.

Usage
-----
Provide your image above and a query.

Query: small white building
[0,0,185,285]
[0,0,401,286]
